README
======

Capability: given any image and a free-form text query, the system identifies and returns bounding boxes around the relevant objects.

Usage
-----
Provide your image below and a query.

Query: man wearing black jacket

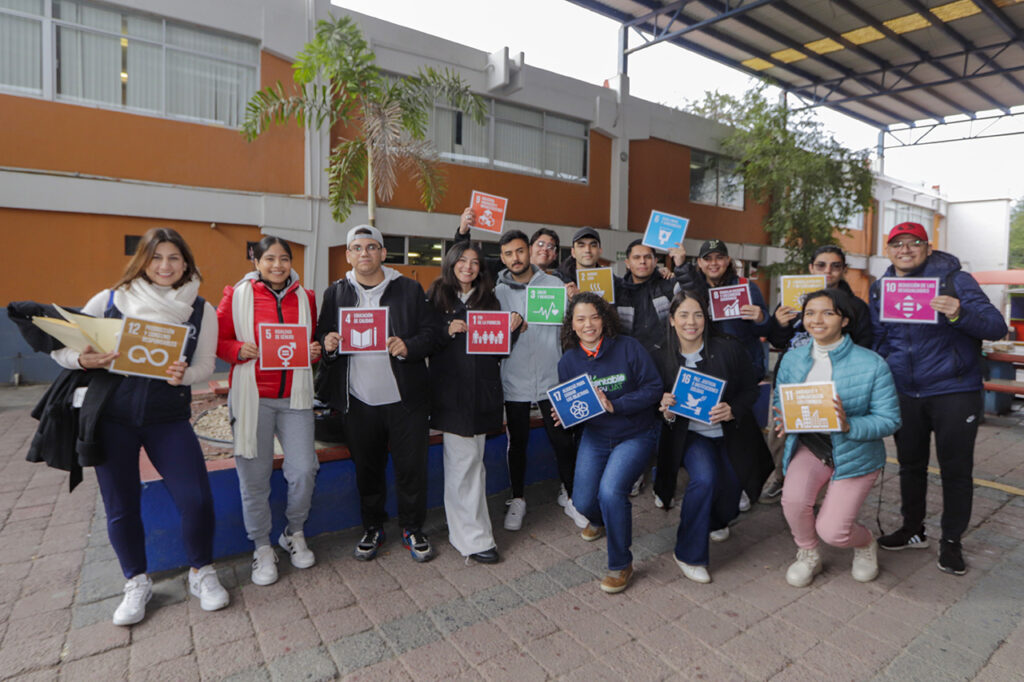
[759,245,872,502]
[615,239,680,354]
[318,225,444,563]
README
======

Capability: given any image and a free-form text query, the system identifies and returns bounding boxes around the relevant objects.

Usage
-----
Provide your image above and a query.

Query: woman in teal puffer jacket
[772,289,900,588]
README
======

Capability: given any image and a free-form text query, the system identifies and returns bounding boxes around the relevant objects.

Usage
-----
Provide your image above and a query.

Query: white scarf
[114,276,200,323]
[230,276,313,459]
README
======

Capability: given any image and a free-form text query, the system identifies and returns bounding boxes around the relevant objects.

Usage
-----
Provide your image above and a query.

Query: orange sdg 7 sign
[109,317,189,379]
[778,382,841,433]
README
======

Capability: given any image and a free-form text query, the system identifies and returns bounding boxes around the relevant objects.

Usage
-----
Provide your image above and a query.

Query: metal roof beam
[898,0,1023,108]
[973,0,1023,44]
[828,0,1011,115]
[622,0,780,52]
[771,1,972,120]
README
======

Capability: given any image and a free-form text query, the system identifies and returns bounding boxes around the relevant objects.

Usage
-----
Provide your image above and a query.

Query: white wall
[947,198,1012,307]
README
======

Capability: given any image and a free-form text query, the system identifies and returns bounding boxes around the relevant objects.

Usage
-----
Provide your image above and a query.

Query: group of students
[51,214,1005,626]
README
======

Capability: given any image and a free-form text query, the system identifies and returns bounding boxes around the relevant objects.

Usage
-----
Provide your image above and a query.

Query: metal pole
[876,129,885,176]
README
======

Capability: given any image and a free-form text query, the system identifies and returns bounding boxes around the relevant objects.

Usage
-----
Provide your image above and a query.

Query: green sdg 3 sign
[526,286,566,325]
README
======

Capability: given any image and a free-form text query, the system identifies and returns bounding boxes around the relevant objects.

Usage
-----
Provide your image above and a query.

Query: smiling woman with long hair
[554,292,661,594]
[427,241,522,564]
[50,227,227,626]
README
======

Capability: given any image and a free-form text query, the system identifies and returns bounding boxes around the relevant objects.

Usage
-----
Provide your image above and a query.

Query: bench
[983,379,1024,395]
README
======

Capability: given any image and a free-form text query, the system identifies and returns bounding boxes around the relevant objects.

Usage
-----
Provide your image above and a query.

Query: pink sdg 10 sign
[880,277,939,324]
[466,311,511,355]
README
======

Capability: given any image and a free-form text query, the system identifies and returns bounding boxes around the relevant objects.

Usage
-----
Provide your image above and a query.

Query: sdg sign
[547,373,606,428]
[526,286,566,325]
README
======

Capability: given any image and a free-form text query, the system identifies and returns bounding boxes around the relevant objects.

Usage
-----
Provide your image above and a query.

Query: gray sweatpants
[234,398,318,548]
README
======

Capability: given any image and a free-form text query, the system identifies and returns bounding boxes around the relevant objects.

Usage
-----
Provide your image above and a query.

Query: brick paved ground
[1,400,1022,681]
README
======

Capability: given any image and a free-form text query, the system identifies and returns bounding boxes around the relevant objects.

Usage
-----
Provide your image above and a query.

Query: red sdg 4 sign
[258,324,310,370]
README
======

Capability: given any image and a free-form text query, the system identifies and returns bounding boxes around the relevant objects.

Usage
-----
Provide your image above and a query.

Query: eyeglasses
[533,241,557,252]
[811,261,845,272]
[349,243,381,254]
[888,239,926,251]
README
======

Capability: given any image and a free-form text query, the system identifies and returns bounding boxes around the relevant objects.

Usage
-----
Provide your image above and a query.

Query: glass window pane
[125,14,162,41]
[546,114,585,138]
[494,121,542,174]
[494,101,542,127]
[689,151,717,204]
[166,23,258,63]
[56,26,121,106]
[407,237,442,266]
[0,0,42,14]
[544,133,585,180]
[126,40,161,111]
[0,13,41,91]
[54,1,121,32]
[719,161,744,210]
[383,236,404,264]
[167,50,256,126]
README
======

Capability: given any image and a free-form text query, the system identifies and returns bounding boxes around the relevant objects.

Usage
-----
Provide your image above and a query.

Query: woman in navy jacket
[427,241,521,564]
[654,291,769,584]
[555,292,661,594]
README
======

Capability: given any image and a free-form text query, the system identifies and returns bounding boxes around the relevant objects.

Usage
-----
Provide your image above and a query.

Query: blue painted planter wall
[142,428,557,572]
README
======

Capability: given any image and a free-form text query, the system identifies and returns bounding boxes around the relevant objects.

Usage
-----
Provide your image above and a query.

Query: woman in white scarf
[51,227,227,626]
[216,236,321,587]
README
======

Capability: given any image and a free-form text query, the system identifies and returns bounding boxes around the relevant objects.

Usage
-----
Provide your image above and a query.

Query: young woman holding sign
[216,237,321,586]
[772,289,900,588]
[50,227,227,625]
[427,241,522,564]
[654,291,768,584]
[555,292,661,593]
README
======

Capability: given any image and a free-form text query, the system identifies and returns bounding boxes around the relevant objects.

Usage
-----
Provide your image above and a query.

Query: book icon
[350,327,377,349]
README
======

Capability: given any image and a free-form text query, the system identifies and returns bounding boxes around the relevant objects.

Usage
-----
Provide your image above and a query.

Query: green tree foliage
[1009,198,1024,269]
[688,85,874,274]
[242,15,486,225]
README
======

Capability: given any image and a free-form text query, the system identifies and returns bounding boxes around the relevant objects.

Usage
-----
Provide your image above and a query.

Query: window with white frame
[839,208,865,231]
[429,99,589,182]
[883,201,934,239]
[0,0,259,127]
[689,150,744,210]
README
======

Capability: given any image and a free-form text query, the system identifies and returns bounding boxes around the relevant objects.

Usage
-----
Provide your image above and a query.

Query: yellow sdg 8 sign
[778,381,841,433]
[109,317,190,379]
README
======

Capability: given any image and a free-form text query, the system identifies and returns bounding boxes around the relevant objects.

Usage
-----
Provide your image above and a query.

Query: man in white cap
[318,225,444,563]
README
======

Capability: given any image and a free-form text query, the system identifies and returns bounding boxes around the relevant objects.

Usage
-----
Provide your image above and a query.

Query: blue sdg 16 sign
[547,374,606,428]
[668,366,727,425]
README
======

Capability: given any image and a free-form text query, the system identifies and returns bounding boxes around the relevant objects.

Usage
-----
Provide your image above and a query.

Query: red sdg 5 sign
[466,311,511,355]
[258,324,310,370]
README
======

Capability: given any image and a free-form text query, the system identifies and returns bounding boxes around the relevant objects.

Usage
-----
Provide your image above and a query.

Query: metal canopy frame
[568,0,1024,147]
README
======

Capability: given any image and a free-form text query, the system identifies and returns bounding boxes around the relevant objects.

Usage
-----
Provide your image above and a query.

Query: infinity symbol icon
[127,345,169,366]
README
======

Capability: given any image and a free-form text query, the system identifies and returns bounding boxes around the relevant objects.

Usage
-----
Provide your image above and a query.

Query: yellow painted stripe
[885,457,1024,496]
[931,0,982,22]
[742,57,774,71]
[840,25,885,45]
[770,48,807,63]
[805,37,844,55]
[883,13,931,34]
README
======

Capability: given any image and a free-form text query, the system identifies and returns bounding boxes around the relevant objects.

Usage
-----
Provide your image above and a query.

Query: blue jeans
[574,426,659,570]
[674,431,740,566]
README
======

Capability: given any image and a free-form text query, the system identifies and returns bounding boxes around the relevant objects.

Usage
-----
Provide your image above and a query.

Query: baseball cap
[346,225,384,247]
[887,222,928,243]
[572,226,601,245]
[698,239,728,259]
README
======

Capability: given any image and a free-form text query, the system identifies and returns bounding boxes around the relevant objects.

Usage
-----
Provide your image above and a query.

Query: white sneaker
[279,529,316,569]
[738,490,751,512]
[786,547,823,587]
[504,498,526,531]
[564,499,589,529]
[852,538,879,583]
[630,475,644,497]
[675,558,711,583]
[557,484,569,508]
[189,565,229,611]
[112,573,152,626]
[709,527,730,543]
[251,545,279,586]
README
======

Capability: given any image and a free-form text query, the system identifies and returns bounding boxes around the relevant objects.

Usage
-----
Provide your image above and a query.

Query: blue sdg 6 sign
[547,374,606,428]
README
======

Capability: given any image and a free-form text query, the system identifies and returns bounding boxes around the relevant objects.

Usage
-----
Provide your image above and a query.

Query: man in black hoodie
[614,239,681,354]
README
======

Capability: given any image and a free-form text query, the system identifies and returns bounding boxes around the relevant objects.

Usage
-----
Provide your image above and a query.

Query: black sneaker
[353,527,385,561]
[938,539,967,575]
[878,527,930,551]
[402,529,436,563]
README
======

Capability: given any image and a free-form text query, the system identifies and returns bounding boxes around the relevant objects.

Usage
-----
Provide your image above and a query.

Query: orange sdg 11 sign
[778,381,841,433]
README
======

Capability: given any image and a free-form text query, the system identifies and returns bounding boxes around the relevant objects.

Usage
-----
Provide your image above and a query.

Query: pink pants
[781,446,878,550]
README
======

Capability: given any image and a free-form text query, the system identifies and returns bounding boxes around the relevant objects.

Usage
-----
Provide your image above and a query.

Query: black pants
[893,390,982,542]
[346,396,429,531]
[505,400,578,498]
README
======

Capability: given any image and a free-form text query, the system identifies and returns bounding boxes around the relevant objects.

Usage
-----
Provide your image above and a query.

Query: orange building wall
[337,130,613,229]
[1,209,296,306]
[0,52,304,195]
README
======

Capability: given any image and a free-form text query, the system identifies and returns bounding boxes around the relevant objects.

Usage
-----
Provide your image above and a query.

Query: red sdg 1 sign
[258,324,310,370]
[338,307,389,353]
[466,311,511,355]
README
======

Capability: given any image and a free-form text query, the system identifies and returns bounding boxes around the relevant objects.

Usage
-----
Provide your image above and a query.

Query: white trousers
[442,433,496,556]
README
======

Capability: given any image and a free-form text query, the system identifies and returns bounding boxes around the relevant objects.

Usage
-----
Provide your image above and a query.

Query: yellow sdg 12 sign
[109,317,189,379]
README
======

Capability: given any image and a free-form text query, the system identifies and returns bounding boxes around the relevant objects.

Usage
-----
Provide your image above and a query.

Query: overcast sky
[334,0,1024,204]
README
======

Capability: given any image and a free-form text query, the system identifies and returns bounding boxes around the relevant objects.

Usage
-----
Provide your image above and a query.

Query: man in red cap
[869,222,1006,575]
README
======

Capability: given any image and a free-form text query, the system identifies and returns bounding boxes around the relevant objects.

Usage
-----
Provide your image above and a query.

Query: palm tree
[242,14,487,226]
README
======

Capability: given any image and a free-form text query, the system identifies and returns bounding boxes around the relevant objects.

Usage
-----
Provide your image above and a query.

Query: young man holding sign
[869,222,1007,575]
[317,226,445,563]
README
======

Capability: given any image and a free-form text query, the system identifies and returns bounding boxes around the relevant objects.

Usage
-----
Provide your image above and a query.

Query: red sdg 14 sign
[258,324,310,370]
[466,311,511,355]
[338,307,389,352]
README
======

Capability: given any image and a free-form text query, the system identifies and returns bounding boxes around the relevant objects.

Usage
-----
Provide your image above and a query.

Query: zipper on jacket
[276,295,286,399]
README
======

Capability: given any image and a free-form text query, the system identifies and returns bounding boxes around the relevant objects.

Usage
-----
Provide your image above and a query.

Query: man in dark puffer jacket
[869,222,1006,576]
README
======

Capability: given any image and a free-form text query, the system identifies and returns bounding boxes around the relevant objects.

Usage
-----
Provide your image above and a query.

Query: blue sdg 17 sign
[547,374,606,428]
[642,210,690,252]
[668,367,727,425]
